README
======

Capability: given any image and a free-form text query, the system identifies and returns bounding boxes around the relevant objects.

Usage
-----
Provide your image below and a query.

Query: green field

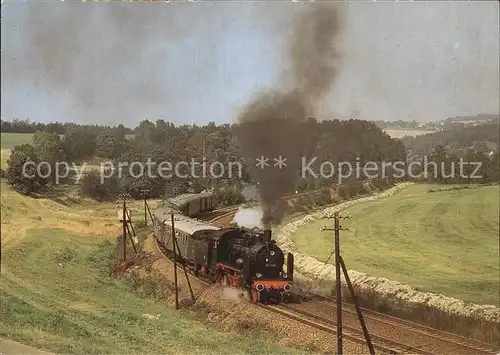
[1,133,35,169]
[0,133,136,168]
[1,133,35,150]
[383,129,438,138]
[1,229,297,354]
[292,184,500,305]
[0,184,298,354]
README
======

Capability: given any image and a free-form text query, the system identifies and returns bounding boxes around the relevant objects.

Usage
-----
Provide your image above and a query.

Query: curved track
[152,206,499,355]
[261,303,435,355]
[280,300,498,355]
[306,295,499,354]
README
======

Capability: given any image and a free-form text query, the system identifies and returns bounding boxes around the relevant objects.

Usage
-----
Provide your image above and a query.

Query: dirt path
[1,339,53,355]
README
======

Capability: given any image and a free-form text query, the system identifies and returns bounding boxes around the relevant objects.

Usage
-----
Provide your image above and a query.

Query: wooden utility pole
[144,198,155,225]
[334,211,342,354]
[323,211,343,354]
[124,217,138,254]
[122,200,127,261]
[172,236,196,303]
[340,255,375,355]
[171,213,179,310]
[117,193,132,261]
[141,189,150,225]
[321,212,374,355]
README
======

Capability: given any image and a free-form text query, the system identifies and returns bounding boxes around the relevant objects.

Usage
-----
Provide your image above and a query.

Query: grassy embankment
[0,184,298,354]
[292,183,499,305]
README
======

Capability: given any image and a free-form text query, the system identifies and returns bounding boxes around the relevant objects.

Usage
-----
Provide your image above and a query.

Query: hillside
[291,184,500,305]
[0,184,298,354]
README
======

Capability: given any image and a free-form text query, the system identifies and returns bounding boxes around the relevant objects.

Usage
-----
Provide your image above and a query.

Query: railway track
[307,295,499,355]
[198,186,344,225]
[261,303,436,355]
[152,207,499,355]
[207,208,238,224]
[282,300,498,355]
[155,231,430,355]
[153,230,398,354]
[153,227,402,354]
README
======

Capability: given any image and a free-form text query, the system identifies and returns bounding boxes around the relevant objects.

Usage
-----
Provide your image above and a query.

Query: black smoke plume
[1,4,204,124]
[237,4,344,229]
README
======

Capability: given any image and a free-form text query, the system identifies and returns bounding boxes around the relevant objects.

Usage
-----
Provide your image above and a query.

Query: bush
[5,144,48,195]
[337,185,352,199]
[311,189,331,206]
[213,184,244,207]
[370,178,389,191]
[428,185,474,193]
[358,181,377,195]
[134,220,147,230]
[80,170,119,201]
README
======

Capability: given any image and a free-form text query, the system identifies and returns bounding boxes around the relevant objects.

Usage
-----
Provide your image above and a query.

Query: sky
[1,1,499,127]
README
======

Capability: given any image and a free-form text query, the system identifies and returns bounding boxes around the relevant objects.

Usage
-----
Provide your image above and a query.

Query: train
[152,199,295,304]
[165,191,215,217]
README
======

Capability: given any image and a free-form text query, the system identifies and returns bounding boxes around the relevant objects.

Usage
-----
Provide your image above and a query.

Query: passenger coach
[165,191,214,217]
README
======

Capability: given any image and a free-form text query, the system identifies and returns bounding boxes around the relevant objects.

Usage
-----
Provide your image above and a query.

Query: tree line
[2,117,498,203]
[408,144,499,184]
[1,118,134,136]
[402,123,499,156]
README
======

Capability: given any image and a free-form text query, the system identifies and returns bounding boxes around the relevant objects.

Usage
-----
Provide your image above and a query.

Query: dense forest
[2,117,498,203]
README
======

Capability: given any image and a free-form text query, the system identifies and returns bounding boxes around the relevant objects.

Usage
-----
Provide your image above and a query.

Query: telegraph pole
[321,212,374,355]
[321,211,345,354]
[140,189,150,225]
[171,212,179,310]
[334,212,342,354]
[340,255,375,355]
[173,235,196,303]
[122,200,127,261]
[117,193,132,262]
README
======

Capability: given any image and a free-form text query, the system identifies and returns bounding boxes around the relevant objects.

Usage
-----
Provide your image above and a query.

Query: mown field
[0,184,297,354]
[0,132,135,169]
[1,133,35,169]
[1,132,35,150]
[383,129,438,138]
[292,184,500,305]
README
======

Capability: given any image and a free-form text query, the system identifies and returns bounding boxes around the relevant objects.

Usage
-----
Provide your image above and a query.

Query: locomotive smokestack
[264,230,272,243]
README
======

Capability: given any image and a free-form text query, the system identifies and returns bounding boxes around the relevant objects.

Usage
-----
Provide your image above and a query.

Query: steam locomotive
[153,205,294,304]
